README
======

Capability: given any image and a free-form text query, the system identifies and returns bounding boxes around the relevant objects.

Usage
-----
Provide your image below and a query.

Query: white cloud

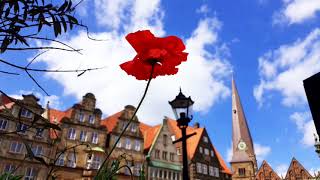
[226,143,271,164]
[273,0,320,25]
[36,1,232,125]
[254,28,320,107]
[290,111,317,147]
[275,164,288,178]
[196,4,210,14]
[254,143,271,163]
[9,90,61,109]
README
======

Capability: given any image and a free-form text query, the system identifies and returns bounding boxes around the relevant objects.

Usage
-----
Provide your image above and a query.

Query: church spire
[231,78,257,170]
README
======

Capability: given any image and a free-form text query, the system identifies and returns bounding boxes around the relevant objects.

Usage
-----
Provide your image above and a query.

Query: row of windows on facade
[3,165,37,180]
[196,163,220,177]
[55,153,102,170]
[8,141,44,156]
[149,167,180,180]
[74,112,96,124]
[154,149,175,161]
[199,146,215,157]
[114,135,142,151]
[120,122,138,133]
[67,128,99,144]
[0,119,44,137]
[123,161,142,177]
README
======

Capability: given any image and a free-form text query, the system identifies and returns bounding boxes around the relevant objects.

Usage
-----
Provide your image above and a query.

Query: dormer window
[79,113,85,122]
[88,115,95,124]
[21,108,32,118]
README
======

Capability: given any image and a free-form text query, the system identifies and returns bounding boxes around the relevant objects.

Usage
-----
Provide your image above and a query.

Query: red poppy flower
[120,30,188,80]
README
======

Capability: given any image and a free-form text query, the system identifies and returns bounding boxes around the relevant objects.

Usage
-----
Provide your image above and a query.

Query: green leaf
[58,1,68,12]
[60,16,67,32]
[53,18,62,37]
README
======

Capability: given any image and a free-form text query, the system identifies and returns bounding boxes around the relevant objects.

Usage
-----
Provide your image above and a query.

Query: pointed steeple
[231,78,257,169]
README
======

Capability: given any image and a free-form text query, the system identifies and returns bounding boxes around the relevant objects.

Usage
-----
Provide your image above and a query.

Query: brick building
[0,94,53,179]
[46,93,108,179]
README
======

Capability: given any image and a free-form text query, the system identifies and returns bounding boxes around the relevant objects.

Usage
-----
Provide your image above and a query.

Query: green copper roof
[149,160,182,171]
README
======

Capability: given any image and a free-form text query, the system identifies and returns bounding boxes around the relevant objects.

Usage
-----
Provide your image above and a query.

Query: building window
[56,153,64,166]
[214,167,219,177]
[177,148,181,155]
[90,155,101,169]
[32,145,43,157]
[25,167,37,180]
[4,164,16,173]
[67,128,76,140]
[204,148,209,155]
[159,170,162,178]
[0,119,8,130]
[10,141,23,154]
[79,112,85,122]
[124,161,132,175]
[67,152,76,168]
[125,138,131,149]
[134,163,142,176]
[16,123,28,134]
[202,164,208,174]
[210,150,214,157]
[21,108,32,118]
[131,124,137,133]
[164,170,167,179]
[239,168,246,176]
[171,135,175,141]
[170,152,174,161]
[92,132,99,144]
[163,134,167,146]
[35,128,44,137]
[203,136,208,143]
[134,140,141,151]
[162,151,168,160]
[196,163,202,173]
[155,149,160,159]
[209,166,214,176]
[80,131,87,142]
[199,147,203,153]
[115,136,122,148]
[88,115,95,124]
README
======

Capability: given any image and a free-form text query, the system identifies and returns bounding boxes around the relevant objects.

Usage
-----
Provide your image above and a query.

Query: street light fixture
[169,89,195,180]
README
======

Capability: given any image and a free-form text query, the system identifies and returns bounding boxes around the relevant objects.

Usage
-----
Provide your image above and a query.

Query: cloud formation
[36,0,232,125]
[290,111,316,147]
[273,0,320,25]
[254,28,320,107]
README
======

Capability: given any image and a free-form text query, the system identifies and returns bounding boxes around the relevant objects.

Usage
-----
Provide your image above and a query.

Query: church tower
[230,78,257,179]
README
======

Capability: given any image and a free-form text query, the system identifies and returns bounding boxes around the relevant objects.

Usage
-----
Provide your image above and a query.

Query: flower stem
[96,64,155,178]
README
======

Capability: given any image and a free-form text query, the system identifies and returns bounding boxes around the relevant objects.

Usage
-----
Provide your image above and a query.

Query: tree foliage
[0,0,80,53]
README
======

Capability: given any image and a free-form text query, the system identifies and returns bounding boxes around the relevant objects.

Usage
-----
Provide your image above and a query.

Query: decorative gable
[285,157,312,180]
[256,160,281,180]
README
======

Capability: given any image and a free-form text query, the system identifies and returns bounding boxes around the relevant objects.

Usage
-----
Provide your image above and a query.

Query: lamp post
[169,89,195,180]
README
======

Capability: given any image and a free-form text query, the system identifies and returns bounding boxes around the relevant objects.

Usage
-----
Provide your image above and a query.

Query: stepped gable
[256,160,281,180]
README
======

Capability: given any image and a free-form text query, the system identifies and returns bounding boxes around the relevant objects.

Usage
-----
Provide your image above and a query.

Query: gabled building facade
[143,118,182,180]
[255,160,281,180]
[101,105,145,179]
[47,93,107,179]
[0,94,53,179]
[167,118,232,180]
[284,158,312,180]
[230,78,258,179]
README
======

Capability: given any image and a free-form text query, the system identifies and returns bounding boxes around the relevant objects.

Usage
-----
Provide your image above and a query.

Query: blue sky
[1,0,320,176]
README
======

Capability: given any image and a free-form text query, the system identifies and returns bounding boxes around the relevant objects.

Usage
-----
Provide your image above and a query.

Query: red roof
[48,108,72,123]
[100,111,122,133]
[166,118,231,175]
[142,125,161,152]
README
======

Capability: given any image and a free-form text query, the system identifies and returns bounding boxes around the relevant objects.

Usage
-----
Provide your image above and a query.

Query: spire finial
[179,87,182,93]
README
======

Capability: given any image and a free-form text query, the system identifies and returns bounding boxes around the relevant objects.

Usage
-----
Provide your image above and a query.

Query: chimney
[163,116,168,124]
[193,122,200,129]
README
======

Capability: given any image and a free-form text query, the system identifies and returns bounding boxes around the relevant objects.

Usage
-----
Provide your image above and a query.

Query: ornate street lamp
[314,134,320,157]
[169,89,195,180]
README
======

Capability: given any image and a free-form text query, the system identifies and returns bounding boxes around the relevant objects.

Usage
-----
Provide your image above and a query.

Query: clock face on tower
[238,141,247,151]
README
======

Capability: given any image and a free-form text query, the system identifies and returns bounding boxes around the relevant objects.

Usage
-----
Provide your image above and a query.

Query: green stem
[96,64,155,178]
